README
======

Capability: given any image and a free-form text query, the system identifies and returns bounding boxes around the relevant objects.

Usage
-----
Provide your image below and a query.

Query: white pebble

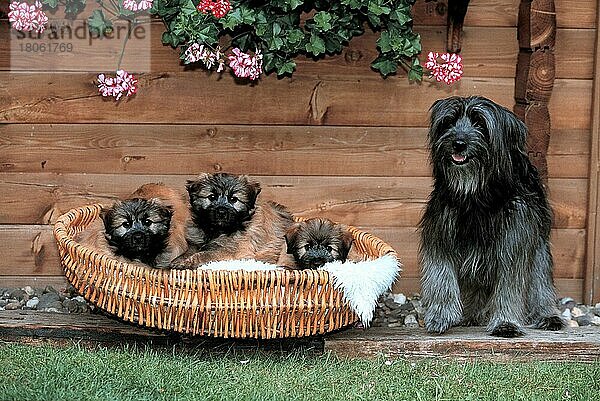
[591,316,600,326]
[571,307,584,318]
[26,298,39,309]
[567,320,579,328]
[23,286,35,296]
[595,303,600,310]
[392,293,407,305]
[404,314,418,327]
[561,309,572,320]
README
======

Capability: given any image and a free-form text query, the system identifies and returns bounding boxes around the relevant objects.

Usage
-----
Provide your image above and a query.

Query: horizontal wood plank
[0,125,589,178]
[0,74,591,129]
[325,325,600,361]
[458,0,596,29]
[2,24,594,80]
[0,222,585,281]
[0,174,587,228]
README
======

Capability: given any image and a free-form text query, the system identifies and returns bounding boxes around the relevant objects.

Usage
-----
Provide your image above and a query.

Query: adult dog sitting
[419,95,564,337]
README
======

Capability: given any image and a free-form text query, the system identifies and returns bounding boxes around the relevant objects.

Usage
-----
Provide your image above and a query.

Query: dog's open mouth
[451,154,468,165]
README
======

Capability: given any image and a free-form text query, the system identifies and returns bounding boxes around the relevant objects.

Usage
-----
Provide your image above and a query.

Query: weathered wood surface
[1,25,594,79]
[0,310,324,352]
[584,15,600,304]
[518,0,556,49]
[0,74,592,129]
[0,174,588,228]
[2,311,598,361]
[0,125,589,179]
[0,225,585,279]
[326,325,600,362]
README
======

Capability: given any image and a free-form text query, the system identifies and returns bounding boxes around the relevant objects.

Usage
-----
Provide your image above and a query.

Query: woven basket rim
[53,203,398,278]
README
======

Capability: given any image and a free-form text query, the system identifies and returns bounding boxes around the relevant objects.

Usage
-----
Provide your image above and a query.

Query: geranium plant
[7,1,463,99]
[153,0,424,79]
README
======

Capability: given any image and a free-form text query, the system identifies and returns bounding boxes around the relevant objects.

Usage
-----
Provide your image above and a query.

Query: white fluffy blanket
[196,254,401,326]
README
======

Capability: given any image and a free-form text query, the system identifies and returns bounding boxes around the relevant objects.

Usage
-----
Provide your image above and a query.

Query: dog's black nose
[216,208,228,219]
[452,140,467,152]
[131,232,145,245]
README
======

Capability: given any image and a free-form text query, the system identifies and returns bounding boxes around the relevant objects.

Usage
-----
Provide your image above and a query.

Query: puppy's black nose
[452,140,467,152]
[216,208,228,219]
[132,232,145,245]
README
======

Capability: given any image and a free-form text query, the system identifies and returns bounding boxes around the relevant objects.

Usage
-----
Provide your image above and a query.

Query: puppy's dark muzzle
[211,206,235,225]
[300,248,335,269]
[127,230,149,249]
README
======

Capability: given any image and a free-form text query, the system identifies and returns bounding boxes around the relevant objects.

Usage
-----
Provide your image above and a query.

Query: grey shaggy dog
[419,96,564,338]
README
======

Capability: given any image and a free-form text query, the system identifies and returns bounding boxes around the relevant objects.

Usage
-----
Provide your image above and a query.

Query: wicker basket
[53,204,398,339]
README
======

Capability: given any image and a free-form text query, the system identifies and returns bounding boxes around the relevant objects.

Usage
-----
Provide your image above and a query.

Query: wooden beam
[514,0,557,182]
[446,0,471,52]
[584,12,600,304]
[326,325,600,362]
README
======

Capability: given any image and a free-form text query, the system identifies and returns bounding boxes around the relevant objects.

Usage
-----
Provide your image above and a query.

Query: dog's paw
[533,315,565,331]
[490,322,525,338]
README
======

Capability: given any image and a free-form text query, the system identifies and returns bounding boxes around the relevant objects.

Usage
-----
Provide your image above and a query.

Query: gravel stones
[0,285,93,313]
[372,293,600,330]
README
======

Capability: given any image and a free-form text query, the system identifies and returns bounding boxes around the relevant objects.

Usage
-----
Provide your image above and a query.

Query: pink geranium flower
[184,43,225,71]
[425,52,464,84]
[122,0,153,12]
[227,48,262,80]
[8,1,48,33]
[197,0,231,19]
[97,70,138,101]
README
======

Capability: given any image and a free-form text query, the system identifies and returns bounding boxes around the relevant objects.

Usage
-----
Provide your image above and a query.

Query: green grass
[0,342,598,401]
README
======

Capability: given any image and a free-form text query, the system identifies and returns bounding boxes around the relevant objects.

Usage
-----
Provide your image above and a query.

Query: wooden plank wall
[0,0,597,301]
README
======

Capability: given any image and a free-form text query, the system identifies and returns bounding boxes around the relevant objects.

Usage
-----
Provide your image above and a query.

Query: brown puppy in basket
[279,217,362,270]
[171,172,294,268]
[76,183,189,268]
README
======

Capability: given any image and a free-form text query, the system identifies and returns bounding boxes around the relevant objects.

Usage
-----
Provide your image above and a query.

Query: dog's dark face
[428,96,529,197]
[101,198,173,264]
[186,173,261,236]
[285,218,354,270]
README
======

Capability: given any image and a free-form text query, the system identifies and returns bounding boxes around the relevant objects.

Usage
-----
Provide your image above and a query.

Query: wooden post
[446,0,470,53]
[514,0,556,182]
[584,11,600,305]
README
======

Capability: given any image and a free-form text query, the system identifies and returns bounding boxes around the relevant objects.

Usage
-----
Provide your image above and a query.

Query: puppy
[419,96,564,337]
[279,218,357,270]
[76,183,189,268]
[173,173,294,267]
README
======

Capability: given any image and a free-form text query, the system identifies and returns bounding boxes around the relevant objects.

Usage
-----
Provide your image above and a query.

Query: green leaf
[389,5,412,25]
[41,0,58,8]
[276,60,297,76]
[408,62,423,82]
[313,11,333,31]
[371,56,398,76]
[287,29,305,44]
[221,9,243,30]
[180,0,198,16]
[87,9,113,37]
[367,0,391,16]
[341,0,365,9]
[377,31,392,53]
[305,34,326,56]
[161,31,181,47]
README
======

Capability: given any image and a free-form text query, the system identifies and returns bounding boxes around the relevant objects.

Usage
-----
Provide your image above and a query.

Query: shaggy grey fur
[419,96,564,337]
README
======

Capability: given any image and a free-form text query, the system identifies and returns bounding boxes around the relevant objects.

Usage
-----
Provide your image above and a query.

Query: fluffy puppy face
[186,173,261,236]
[101,198,173,264]
[285,218,354,270]
[428,96,528,197]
